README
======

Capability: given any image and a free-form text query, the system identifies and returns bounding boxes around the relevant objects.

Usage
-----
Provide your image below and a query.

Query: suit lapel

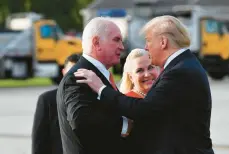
[163,49,193,71]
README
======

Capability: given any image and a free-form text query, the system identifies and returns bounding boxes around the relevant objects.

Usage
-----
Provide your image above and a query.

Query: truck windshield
[40,24,64,40]
[55,24,64,39]
[220,21,229,34]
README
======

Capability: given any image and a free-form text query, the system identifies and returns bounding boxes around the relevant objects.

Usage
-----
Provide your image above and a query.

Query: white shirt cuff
[97,85,106,100]
[121,116,128,135]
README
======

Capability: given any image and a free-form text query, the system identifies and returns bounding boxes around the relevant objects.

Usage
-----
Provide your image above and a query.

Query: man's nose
[119,42,124,51]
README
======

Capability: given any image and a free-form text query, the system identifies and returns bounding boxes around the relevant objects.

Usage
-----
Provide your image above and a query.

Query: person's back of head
[62,54,81,75]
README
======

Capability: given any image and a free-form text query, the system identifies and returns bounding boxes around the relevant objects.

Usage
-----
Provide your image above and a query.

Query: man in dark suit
[56,17,129,154]
[32,54,80,154]
[74,15,215,154]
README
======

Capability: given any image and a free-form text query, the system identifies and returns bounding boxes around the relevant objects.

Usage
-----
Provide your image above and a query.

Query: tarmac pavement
[0,77,229,154]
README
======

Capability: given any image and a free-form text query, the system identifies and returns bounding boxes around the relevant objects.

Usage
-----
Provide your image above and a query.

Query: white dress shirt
[83,54,110,80]
[163,48,187,69]
[82,54,129,135]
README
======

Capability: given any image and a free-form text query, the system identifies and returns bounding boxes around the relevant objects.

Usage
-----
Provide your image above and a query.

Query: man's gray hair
[82,17,115,54]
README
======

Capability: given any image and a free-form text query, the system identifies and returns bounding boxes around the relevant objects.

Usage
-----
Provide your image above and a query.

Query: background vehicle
[127,3,229,80]
[0,12,82,84]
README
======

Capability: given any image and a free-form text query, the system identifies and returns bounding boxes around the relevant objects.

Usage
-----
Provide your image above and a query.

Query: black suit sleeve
[101,69,184,120]
[32,93,50,154]
[63,75,121,135]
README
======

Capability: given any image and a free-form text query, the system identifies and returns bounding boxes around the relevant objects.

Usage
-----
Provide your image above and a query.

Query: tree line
[0,0,93,31]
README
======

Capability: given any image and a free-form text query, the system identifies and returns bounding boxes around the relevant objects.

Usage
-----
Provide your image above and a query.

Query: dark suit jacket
[56,57,123,154]
[100,50,214,154]
[32,89,63,154]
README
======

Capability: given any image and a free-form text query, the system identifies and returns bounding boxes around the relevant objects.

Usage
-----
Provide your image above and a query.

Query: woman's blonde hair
[119,48,150,94]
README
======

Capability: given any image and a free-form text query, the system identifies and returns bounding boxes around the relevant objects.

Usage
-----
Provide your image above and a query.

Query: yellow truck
[169,5,229,80]
[0,12,82,84]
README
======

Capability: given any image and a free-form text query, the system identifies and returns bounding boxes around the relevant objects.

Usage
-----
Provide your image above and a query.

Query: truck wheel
[11,61,28,79]
[208,72,227,80]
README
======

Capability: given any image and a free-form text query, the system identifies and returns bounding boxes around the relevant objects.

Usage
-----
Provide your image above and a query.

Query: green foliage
[0,0,94,31]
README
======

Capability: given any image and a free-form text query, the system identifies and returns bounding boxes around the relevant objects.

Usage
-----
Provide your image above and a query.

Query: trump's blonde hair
[119,48,151,94]
[141,15,191,48]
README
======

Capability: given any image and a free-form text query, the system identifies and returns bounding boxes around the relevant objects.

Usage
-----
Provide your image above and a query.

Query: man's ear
[160,36,168,50]
[92,36,99,48]
[62,68,65,76]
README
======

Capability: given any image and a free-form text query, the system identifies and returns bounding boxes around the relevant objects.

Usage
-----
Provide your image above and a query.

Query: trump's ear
[160,35,168,50]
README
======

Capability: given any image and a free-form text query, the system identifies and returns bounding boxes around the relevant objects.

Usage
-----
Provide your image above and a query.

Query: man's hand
[74,69,105,93]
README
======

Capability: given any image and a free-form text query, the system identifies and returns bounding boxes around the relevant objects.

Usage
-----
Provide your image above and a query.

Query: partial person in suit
[56,17,130,154]
[31,54,80,154]
[74,15,214,154]
[119,48,159,154]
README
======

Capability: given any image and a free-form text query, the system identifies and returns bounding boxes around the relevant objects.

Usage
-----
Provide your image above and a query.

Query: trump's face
[99,24,124,69]
[144,31,161,65]
[144,30,167,67]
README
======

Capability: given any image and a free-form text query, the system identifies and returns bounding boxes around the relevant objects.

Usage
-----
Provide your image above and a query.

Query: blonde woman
[119,48,159,97]
[119,48,159,154]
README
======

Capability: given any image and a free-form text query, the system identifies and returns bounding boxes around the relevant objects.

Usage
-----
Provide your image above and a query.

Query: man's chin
[110,62,120,68]
[114,60,120,65]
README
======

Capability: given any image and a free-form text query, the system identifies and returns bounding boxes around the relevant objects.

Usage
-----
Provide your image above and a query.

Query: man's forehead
[145,30,156,39]
[108,27,122,39]
[145,33,151,39]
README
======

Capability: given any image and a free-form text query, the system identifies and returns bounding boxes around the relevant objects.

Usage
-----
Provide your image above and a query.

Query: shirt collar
[163,48,187,69]
[82,53,110,80]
